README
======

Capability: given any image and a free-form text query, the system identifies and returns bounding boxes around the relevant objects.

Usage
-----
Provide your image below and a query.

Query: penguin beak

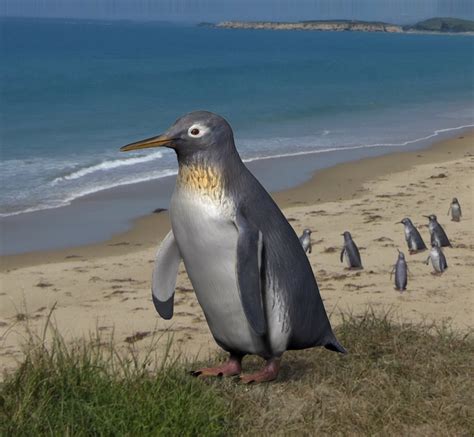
[120,134,176,152]
[395,221,402,224]
[422,215,430,219]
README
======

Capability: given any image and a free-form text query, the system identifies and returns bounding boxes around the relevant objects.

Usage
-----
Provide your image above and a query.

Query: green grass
[222,311,474,435]
[1,311,473,436]
[0,325,229,436]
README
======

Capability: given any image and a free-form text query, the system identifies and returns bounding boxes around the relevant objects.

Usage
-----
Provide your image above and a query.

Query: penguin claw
[239,371,277,384]
[190,357,242,378]
[191,367,238,378]
[239,375,256,384]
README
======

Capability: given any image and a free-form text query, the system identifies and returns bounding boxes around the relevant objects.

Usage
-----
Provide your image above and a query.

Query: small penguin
[340,231,363,269]
[299,229,312,254]
[424,214,451,248]
[425,242,448,274]
[447,198,462,222]
[397,218,427,254]
[390,250,408,291]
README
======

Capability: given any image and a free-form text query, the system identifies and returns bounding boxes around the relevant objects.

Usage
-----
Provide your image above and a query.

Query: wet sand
[0,132,472,375]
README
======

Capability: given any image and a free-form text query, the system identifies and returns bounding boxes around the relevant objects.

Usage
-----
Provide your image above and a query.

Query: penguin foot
[239,358,280,384]
[191,355,242,378]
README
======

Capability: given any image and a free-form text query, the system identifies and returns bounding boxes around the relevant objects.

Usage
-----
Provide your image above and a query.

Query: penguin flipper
[441,253,448,269]
[234,210,266,336]
[151,230,182,320]
[340,248,345,263]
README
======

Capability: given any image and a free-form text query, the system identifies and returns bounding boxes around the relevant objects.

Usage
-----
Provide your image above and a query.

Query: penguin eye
[187,124,208,138]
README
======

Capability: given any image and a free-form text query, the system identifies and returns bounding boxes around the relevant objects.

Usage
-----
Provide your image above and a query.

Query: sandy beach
[1,132,473,375]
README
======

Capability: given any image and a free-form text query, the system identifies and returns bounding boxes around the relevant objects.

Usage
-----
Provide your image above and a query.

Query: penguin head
[397,249,405,260]
[424,214,437,222]
[120,111,237,163]
[399,218,412,226]
[303,229,312,235]
[452,197,458,204]
[342,231,352,240]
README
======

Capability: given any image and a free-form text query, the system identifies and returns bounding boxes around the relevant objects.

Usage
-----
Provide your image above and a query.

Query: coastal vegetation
[404,17,474,33]
[1,311,472,435]
[205,17,474,34]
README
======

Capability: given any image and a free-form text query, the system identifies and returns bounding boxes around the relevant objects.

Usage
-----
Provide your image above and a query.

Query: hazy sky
[1,0,473,24]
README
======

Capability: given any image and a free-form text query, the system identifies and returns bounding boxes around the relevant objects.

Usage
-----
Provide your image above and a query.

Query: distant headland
[200,17,474,34]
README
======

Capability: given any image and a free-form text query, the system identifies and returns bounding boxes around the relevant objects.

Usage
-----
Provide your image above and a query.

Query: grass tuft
[0,321,229,436]
[1,310,472,436]
[220,309,474,435]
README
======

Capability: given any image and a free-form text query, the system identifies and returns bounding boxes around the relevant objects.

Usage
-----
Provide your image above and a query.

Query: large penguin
[121,111,345,383]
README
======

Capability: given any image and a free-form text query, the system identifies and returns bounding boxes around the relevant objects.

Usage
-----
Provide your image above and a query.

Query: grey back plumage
[233,165,344,352]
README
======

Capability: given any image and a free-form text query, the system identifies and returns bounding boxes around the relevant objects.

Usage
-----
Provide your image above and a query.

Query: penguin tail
[324,338,347,354]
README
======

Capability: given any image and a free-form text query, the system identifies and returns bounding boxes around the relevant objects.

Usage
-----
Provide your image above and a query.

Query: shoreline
[0,131,472,374]
[1,125,472,260]
[1,129,472,271]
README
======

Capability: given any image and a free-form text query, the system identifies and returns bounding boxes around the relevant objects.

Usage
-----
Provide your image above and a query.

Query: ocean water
[0,17,473,219]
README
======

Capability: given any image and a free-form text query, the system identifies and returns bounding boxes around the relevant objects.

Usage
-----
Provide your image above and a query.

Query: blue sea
[0,17,473,251]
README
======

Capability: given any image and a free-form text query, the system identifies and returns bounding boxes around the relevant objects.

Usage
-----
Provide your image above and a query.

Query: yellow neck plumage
[177,163,225,200]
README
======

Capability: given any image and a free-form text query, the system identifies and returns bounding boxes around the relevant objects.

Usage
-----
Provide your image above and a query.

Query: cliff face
[215,21,403,33]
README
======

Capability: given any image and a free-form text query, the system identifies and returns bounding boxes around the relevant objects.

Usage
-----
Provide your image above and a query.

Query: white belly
[430,249,442,271]
[404,227,415,248]
[452,204,461,219]
[408,234,419,250]
[344,250,352,267]
[170,190,265,355]
[301,236,310,252]
[404,227,411,240]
